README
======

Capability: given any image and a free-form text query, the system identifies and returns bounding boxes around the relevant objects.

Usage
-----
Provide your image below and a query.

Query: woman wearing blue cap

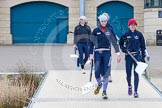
[89,14,121,99]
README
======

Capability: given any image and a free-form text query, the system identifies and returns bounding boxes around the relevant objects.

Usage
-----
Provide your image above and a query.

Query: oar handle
[89,60,93,82]
[74,47,77,54]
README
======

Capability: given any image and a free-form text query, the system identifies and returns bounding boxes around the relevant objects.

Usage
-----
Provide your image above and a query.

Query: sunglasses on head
[101,20,107,22]
[130,24,136,26]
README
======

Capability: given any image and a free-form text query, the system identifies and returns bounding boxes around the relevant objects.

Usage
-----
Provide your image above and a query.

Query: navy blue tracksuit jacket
[119,29,146,57]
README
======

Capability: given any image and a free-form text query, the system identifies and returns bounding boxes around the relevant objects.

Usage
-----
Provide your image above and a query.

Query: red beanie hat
[128,18,137,26]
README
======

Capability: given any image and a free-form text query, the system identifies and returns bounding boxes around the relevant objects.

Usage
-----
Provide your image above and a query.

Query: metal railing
[145,56,151,79]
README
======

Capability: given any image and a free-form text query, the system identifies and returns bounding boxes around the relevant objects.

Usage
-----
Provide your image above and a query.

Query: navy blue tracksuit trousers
[125,53,141,92]
[77,43,89,69]
[94,50,111,92]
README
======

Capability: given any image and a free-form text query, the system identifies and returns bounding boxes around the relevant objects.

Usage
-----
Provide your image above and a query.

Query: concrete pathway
[27,70,162,108]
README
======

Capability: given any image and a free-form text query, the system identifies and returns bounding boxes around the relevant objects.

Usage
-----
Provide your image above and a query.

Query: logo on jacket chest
[97,32,101,35]
[127,36,131,39]
[105,32,111,36]
[134,35,139,39]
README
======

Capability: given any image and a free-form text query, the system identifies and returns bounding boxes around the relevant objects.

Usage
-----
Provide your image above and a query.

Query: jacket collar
[128,29,137,33]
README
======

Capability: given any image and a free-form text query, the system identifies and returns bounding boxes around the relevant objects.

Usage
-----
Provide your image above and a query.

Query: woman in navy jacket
[74,16,91,74]
[119,18,146,98]
[89,14,121,99]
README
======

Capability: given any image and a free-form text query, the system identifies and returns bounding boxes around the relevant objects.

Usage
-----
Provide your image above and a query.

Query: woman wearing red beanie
[119,18,147,98]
